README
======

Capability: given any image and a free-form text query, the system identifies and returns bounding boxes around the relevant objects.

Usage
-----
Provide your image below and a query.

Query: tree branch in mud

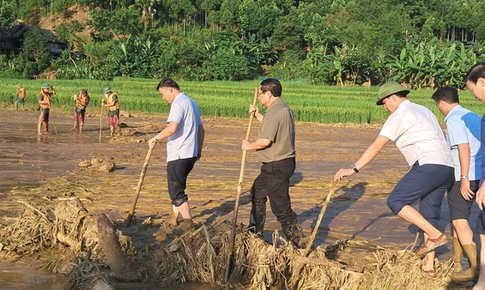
[96,214,140,281]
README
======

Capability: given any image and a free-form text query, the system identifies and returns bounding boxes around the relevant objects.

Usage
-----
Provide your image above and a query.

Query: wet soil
[0,109,480,289]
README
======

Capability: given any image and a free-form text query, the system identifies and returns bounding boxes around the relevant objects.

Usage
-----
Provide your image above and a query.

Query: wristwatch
[350,164,359,173]
[460,175,469,180]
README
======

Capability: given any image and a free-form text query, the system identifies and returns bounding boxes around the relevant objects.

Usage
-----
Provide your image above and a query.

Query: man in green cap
[334,81,454,277]
[37,83,55,135]
[101,86,120,137]
[15,85,26,110]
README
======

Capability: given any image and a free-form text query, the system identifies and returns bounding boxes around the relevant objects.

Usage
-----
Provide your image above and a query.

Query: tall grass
[0,78,482,124]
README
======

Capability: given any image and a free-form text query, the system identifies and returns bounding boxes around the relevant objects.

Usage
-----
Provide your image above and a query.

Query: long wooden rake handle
[303,180,339,257]
[224,87,258,284]
[126,146,154,227]
[50,108,58,134]
[99,104,103,142]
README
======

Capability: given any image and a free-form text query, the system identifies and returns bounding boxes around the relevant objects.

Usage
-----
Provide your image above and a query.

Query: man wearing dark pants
[242,78,304,247]
[432,86,481,282]
[334,81,454,277]
[464,62,485,290]
[149,78,204,233]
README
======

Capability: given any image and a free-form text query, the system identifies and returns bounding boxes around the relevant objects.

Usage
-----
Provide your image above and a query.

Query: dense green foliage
[1,0,485,88]
[1,78,482,124]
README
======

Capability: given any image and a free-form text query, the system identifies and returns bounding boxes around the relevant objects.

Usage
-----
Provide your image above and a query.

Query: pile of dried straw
[0,198,454,290]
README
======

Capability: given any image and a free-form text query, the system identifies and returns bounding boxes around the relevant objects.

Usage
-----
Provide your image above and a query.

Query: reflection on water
[0,260,68,290]
[111,281,223,290]
[0,123,108,145]
[0,258,222,290]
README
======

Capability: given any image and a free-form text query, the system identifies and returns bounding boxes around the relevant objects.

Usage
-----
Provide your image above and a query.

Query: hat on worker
[103,87,112,93]
[41,83,50,89]
[376,81,410,105]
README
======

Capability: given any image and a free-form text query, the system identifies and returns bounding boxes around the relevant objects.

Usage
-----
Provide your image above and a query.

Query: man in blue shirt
[149,78,205,233]
[465,62,485,290]
[432,87,481,282]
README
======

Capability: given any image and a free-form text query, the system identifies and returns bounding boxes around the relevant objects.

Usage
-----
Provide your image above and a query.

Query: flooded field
[0,109,479,289]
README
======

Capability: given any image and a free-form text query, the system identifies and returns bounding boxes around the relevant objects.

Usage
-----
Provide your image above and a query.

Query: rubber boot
[71,122,78,132]
[109,126,114,138]
[115,125,121,137]
[176,219,194,233]
[452,236,463,271]
[43,122,49,134]
[281,218,304,248]
[248,198,266,237]
[37,123,42,135]
[170,212,180,226]
[79,122,84,133]
[15,103,18,110]
[451,244,479,282]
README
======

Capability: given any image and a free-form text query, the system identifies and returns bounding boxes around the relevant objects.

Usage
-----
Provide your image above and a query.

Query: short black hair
[260,78,282,97]
[465,62,485,84]
[431,86,459,104]
[156,78,180,91]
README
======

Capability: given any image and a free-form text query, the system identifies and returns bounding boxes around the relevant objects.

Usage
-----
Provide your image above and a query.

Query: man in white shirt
[334,81,454,277]
[149,78,205,232]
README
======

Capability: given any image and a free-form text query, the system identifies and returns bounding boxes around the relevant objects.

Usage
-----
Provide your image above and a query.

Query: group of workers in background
[14,83,120,137]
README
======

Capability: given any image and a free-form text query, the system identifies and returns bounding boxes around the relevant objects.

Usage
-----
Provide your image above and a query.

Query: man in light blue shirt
[149,78,205,233]
[433,86,481,282]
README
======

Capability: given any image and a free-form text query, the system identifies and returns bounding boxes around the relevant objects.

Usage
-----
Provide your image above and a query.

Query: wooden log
[96,214,140,281]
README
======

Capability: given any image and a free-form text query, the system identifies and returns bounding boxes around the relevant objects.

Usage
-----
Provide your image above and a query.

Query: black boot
[281,218,304,248]
[248,198,266,237]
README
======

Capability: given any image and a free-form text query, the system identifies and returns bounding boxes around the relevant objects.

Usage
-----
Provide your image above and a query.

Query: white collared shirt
[166,92,202,161]
[379,100,453,167]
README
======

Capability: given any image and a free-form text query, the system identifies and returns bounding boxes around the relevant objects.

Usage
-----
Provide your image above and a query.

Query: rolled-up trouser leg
[167,158,197,204]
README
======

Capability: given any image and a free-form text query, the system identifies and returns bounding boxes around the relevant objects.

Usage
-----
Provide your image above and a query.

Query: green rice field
[0,77,483,124]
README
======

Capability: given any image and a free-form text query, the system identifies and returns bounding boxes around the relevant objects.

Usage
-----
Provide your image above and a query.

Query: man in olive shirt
[242,78,303,247]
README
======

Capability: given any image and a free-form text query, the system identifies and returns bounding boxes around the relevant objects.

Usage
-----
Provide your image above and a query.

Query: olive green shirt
[256,97,296,162]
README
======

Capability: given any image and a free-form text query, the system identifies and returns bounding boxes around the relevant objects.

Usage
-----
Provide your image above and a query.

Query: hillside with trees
[0,0,484,88]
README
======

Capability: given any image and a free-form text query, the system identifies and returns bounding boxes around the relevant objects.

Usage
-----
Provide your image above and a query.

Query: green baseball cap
[104,87,112,93]
[376,81,410,105]
[41,83,50,89]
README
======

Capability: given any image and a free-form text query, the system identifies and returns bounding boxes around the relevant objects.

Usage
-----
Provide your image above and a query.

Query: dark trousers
[252,157,297,224]
[387,162,454,229]
[167,157,197,206]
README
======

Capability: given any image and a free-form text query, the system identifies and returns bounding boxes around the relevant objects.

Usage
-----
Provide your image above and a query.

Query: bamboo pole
[126,146,154,227]
[303,180,340,256]
[224,87,258,285]
[288,180,340,287]
[99,104,103,142]
[50,109,58,134]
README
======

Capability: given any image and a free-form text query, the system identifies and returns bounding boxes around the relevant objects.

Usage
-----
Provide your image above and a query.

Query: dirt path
[0,109,479,288]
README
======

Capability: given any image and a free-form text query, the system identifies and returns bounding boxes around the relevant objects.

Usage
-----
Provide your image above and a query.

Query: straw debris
[0,197,454,289]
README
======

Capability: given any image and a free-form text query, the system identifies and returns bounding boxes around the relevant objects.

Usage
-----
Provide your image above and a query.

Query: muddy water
[0,109,480,288]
